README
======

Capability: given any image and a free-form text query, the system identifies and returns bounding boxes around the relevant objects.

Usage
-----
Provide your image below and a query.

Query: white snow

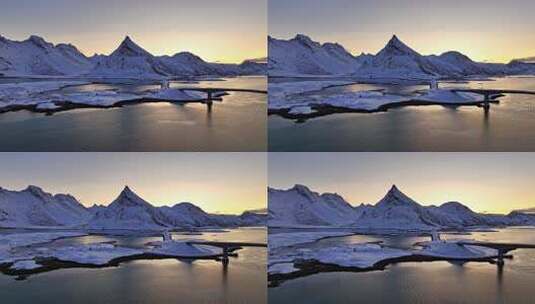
[145,88,206,101]
[269,34,531,78]
[0,231,87,264]
[0,186,92,228]
[305,243,411,268]
[319,90,409,111]
[0,231,87,249]
[51,243,143,265]
[9,260,41,270]
[149,239,222,257]
[268,262,299,275]
[0,81,90,109]
[268,80,355,110]
[414,89,482,103]
[61,91,141,106]
[0,34,264,78]
[288,106,314,115]
[269,184,535,229]
[268,185,362,227]
[416,240,498,259]
[0,81,233,112]
[269,231,353,250]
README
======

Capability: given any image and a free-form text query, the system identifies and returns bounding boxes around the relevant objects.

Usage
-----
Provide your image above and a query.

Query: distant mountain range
[0,34,266,78]
[0,185,266,229]
[268,184,535,229]
[268,34,535,78]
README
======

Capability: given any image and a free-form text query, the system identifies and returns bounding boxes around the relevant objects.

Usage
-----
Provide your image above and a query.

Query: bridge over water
[187,241,267,264]
[176,87,267,104]
[458,241,535,265]
[450,89,535,109]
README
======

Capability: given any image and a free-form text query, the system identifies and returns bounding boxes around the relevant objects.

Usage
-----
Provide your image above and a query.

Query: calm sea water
[0,228,267,304]
[0,77,266,151]
[269,227,535,304]
[269,76,535,151]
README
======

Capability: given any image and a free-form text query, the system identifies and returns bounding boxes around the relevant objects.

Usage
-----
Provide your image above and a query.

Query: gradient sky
[1,0,266,63]
[269,0,535,63]
[0,153,266,214]
[269,153,535,214]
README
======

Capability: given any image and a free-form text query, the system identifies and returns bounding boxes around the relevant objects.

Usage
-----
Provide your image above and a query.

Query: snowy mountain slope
[88,186,266,229]
[160,202,219,227]
[0,184,264,229]
[87,186,175,229]
[0,34,265,78]
[268,35,362,76]
[87,36,173,78]
[268,34,529,78]
[354,185,445,229]
[268,184,361,227]
[0,35,93,76]
[268,184,535,229]
[0,186,91,227]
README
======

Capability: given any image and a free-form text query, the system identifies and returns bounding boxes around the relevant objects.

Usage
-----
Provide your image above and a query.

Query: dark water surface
[0,228,267,304]
[269,228,535,304]
[269,77,535,151]
[0,77,266,151]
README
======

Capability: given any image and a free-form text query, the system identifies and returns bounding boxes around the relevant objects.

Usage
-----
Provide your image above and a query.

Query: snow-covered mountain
[88,186,266,229]
[88,186,173,229]
[268,184,535,229]
[268,34,533,78]
[0,185,265,229]
[0,185,91,227]
[268,184,362,227]
[0,35,93,76]
[268,35,364,76]
[88,36,173,78]
[0,34,266,78]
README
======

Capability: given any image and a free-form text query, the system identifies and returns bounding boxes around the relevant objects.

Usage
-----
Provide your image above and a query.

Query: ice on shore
[62,91,141,106]
[269,232,354,250]
[268,80,355,110]
[146,88,206,101]
[269,79,487,115]
[149,239,222,257]
[0,231,87,249]
[0,81,224,112]
[305,243,411,268]
[416,240,498,259]
[0,81,90,108]
[0,231,87,264]
[9,260,41,270]
[414,89,482,103]
[268,262,299,275]
[51,243,143,265]
[268,231,504,277]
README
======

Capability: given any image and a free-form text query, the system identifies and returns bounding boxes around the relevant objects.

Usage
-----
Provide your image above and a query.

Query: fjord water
[269,228,535,304]
[0,76,266,151]
[269,76,535,151]
[0,228,266,304]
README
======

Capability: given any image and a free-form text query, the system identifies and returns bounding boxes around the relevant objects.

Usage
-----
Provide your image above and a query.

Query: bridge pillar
[221,247,229,265]
[482,94,491,110]
[496,249,505,266]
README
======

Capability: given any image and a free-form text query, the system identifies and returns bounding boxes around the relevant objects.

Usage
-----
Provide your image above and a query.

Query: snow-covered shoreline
[0,229,260,278]
[268,230,505,287]
[268,79,491,120]
[0,80,219,114]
